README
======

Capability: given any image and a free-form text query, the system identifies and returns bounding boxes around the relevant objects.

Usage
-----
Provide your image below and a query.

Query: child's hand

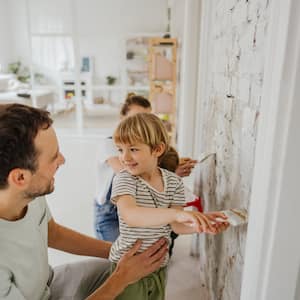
[204,211,229,234]
[175,211,217,234]
[175,158,197,177]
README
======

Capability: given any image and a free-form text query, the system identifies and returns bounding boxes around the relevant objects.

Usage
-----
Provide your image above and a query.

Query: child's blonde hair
[113,113,170,159]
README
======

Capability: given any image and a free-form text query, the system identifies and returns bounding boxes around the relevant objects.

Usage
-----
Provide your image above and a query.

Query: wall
[194,0,271,299]
[0,0,13,70]
[5,0,168,82]
[5,0,30,68]
[76,0,168,82]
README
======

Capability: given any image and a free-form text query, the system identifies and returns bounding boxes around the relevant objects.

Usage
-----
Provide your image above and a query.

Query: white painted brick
[196,1,271,299]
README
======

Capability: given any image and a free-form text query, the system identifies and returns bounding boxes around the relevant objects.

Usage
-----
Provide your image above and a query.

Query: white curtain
[29,0,74,72]
[32,36,74,71]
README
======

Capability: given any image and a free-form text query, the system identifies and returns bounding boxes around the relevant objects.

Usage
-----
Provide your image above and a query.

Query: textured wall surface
[194,0,271,299]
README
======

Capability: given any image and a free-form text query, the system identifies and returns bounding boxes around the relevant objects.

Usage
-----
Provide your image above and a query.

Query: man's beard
[23,182,54,199]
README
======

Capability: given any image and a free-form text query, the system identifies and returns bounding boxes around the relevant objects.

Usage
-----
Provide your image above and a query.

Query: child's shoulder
[160,168,182,183]
[116,169,136,180]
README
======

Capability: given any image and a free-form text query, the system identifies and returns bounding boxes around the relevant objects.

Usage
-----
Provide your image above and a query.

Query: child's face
[116,142,164,177]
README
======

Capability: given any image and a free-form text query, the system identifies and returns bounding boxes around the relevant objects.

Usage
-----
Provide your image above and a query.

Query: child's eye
[130,148,138,152]
[117,148,123,153]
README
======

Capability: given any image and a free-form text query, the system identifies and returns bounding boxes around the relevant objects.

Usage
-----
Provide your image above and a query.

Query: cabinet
[60,71,92,103]
[148,37,177,144]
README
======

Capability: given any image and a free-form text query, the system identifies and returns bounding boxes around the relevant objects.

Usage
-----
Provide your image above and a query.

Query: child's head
[159,146,179,173]
[120,93,152,118]
[113,113,170,164]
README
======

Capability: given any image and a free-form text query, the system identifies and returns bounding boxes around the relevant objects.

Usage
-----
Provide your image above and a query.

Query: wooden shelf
[148,37,177,145]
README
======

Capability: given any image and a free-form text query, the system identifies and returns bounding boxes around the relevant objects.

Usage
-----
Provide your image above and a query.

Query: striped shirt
[109,168,185,266]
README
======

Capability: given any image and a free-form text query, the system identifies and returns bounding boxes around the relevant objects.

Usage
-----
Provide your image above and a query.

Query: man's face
[24,126,65,199]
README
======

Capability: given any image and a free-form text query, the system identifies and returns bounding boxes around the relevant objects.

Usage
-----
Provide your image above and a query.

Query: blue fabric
[94,180,119,242]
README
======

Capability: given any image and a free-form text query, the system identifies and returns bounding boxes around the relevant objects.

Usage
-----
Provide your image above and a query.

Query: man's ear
[7,169,32,188]
[153,143,166,157]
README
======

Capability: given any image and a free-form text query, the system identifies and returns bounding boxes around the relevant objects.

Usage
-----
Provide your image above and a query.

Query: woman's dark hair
[0,104,53,189]
[120,93,152,117]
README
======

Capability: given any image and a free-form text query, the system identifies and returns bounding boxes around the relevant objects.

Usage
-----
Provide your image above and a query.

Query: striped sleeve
[111,170,136,204]
[171,177,185,207]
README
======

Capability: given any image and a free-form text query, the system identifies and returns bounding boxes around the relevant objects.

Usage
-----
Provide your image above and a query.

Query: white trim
[241,0,300,298]
[70,2,83,135]
[193,0,213,156]
[176,0,201,157]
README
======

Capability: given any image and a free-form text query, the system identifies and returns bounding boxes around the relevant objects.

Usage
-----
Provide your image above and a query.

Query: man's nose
[58,153,65,165]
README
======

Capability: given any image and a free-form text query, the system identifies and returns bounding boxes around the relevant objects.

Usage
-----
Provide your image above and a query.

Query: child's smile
[116,142,163,179]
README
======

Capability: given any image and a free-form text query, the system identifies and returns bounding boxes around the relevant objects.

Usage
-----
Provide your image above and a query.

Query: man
[0,103,167,300]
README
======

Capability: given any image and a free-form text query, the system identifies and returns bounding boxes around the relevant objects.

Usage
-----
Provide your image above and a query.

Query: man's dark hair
[120,93,152,117]
[0,104,53,189]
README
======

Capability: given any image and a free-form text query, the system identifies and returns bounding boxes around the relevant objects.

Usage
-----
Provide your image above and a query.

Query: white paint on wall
[192,0,271,299]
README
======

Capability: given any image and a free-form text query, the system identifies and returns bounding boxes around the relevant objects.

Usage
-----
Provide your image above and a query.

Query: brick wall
[194,1,271,299]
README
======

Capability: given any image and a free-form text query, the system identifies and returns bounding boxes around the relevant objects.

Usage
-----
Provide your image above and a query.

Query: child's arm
[170,206,229,234]
[116,195,215,232]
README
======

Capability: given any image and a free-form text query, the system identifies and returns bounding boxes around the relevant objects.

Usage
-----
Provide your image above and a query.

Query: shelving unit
[148,37,177,144]
[123,36,151,99]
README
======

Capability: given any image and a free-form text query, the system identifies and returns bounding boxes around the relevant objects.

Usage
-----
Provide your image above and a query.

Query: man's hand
[86,238,168,300]
[175,157,197,177]
[114,238,168,285]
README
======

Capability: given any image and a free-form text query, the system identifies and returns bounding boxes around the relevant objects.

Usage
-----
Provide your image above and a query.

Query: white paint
[241,0,300,298]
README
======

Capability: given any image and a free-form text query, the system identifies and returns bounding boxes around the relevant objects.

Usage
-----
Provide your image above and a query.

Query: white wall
[76,0,168,82]
[4,0,169,82]
[0,0,13,70]
[6,0,31,68]
[47,133,112,266]
[241,0,300,298]
[193,0,272,299]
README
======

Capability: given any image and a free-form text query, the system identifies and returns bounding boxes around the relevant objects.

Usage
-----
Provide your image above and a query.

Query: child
[94,94,197,242]
[109,113,224,300]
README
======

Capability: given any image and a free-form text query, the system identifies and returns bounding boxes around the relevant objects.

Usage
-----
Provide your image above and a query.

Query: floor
[47,113,203,299]
[166,235,205,300]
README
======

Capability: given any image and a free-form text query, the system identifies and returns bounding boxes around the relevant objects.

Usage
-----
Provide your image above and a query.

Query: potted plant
[106,76,117,85]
